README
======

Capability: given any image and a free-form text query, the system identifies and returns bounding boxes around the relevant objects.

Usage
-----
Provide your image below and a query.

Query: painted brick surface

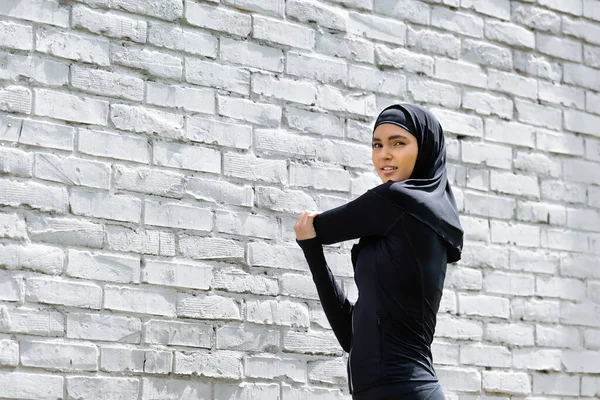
[0,0,598,398]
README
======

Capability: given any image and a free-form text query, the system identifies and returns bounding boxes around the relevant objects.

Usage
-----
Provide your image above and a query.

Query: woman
[294,104,463,400]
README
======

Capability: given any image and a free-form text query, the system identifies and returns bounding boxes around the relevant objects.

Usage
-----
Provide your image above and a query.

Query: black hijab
[373,104,463,263]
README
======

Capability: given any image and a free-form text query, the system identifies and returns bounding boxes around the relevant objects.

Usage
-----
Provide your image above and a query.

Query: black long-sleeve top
[296,181,448,394]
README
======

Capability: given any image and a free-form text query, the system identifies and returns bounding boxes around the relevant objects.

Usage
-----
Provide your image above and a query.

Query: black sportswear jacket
[296,181,449,395]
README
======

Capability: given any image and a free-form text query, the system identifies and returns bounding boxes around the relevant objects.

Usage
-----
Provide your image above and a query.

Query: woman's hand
[294,211,320,240]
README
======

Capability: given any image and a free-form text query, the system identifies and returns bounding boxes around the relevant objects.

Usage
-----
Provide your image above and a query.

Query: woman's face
[372,123,419,182]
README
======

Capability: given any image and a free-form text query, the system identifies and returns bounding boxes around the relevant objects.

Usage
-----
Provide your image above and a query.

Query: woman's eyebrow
[372,134,409,142]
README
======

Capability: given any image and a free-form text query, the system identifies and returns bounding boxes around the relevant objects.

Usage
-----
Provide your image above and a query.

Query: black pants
[352,381,446,400]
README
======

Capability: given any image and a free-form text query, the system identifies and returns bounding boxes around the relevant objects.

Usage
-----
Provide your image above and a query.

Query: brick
[315,32,374,63]
[0,306,64,336]
[284,330,341,355]
[287,0,347,30]
[35,153,110,189]
[77,128,150,164]
[317,85,377,117]
[147,82,215,114]
[377,45,434,75]
[460,343,511,367]
[106,227,174,257]
[348,11,406,44]
[246,299,309,327]
[187,117,251,149]
[513,4,561,33]
[71,188,141,223]
[483,371,531,395]
[485,20,535,48]
[345,119,372,144]
[533,373,580,396]
[113,165,184,198]
[329,0,373,9]
[255,185,317,213]
[180,236,245,261]
[111,44,182,80]
[0,271,20,302]
[0,21,32,51]
[567,207,600,232]
[287,51,347,85]
[512,297,560,323]
[437,366,480,392]
[216,323,279,352]
[17,119,73,151]
[186,58,250,95]
[186,176,253,207]
[485,118,536,148]
[488,69,538,99]
[219,95,281,127]
[538,33,582,62]
[21,340,98,371]
[185,1,250,36]
[142,258,212,290]
[111,104,184,138]
[462,0,510,19]
[564,16,600,46]
[290,163,350,192]
[281,273,319,300]
[252,74,317,104]
[175,350,242,379]
[435,58,486,88]
[67,312,140,342]
[245,354,305,382]
[514,51,562,81]
[463,191,514,218]
[432,7,483,37]
[145,319,212,348]
[0,212,27,240]
[255,128,318,158]
[73,5,146,43]
[590,281,600,303]
[67,250,140,283]
[407,27,459,59]
[26,277,102,309]
[309,359,348,385]
[563,158,600,185]
[430,108,483,138]
[537,129,584,157]
[485,322,534,346]
[253,15,314,49]
[101,346,171,374]
[112,0,182,20]
[0,178,68,213]
[459,293,509,318]
[142,377,211,400]
[0,0,68,27]
[36,28,109,66]
[564,62,600,91]
[462,38,512,70]
[177,294,241,320]
[0,86,31,114]
[492,221,541,249]
[561,302,600,327]
[538,82,585,111]
[349,64,406,95]
[216,382,280,400]
[71,66,144,101]
[513,348,562,371]
[460,215,490,241]
[462,91,512,118]
[155,142,220,174]
[223,0,284,16]
[67,376,139,400]
[431,341,459,366]
[286,107,344,137]
[0,371,63,400]
[516,151,562,178]
[224,152,287,184]
[588,90,600,114]
[148,21,217,57]
[375,0,429,25]
[565,110,600,136]
[585,0,600,20]
[435,316,483,340]
[445,267,482,290]
[0,339,18,366]
[104,285,176,317]
[563,350,600,372]
[0,147,32,177]
[220,37,284,72]
[516,200,565,226]
[536,324,580,348]
[541,179,586,204]
[216,210,277,239]
[145,199,212,231]
[35,89,108,125]
[0,243,64,275]
[247,242,307,271]
[584,328,600,349]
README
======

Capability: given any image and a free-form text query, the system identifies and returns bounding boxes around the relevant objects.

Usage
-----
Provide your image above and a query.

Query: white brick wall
[0,0,598,398]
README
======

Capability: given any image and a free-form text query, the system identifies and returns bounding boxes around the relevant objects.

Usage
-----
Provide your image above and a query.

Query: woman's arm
[313,181,404,245]
[296,237,353,352]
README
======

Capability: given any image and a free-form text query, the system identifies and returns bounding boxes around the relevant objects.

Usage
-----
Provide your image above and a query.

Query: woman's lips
[381,168,397,175]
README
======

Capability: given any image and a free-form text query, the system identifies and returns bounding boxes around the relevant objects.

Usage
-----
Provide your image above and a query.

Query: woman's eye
[372,143,381,148]
[394,141,404,146]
